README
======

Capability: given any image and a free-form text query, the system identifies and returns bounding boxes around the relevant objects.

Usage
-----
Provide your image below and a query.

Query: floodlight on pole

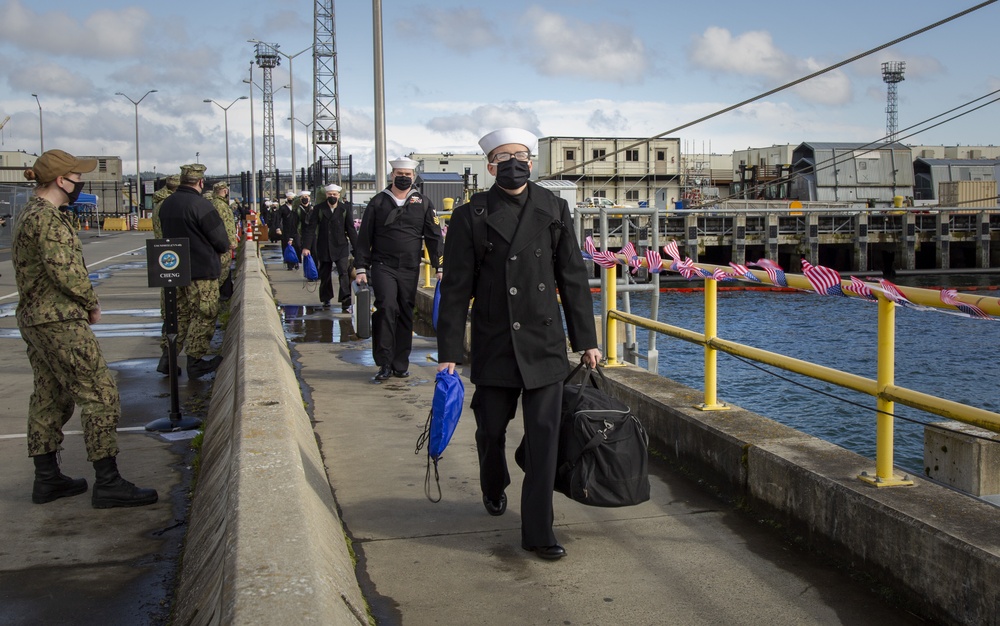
[204,96,249,178]
[248,39,311,192]
[115,89,158,220]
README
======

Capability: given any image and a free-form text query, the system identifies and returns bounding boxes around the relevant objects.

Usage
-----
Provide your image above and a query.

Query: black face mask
[495,159,530,190]
[393,176,412,191]
[62,178,86,205]
[327,197,339,206]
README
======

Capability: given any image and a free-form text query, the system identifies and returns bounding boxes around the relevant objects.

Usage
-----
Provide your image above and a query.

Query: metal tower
[881,61,905,144]
[313,0,342,184]
[255,42,281,200]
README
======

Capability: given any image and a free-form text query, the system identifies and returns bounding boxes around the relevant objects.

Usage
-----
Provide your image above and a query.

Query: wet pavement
[0,231,213,626]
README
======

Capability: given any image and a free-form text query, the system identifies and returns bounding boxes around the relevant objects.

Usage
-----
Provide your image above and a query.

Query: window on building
[626,190,639,201]
[593,148,607,161]
[657,150,666,161]
[98,159,107,173]
[565,149,575,161]
[625,149,639,162]
[594,191,607,198]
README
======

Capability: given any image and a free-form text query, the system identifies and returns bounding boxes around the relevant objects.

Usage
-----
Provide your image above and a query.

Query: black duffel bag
[555,363,650,507]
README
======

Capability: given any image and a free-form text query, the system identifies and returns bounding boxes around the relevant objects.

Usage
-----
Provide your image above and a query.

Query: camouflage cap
[213,181,229,192]
[29,149,97,184]
[180,163,207,184]
[165,174,181,190]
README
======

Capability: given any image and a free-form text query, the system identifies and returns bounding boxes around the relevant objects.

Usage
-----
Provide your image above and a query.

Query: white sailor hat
[389,157,419,170]
[285,190,296,199]
[324,183,342,193]
[299,190,311,197]
[478,128,538,156]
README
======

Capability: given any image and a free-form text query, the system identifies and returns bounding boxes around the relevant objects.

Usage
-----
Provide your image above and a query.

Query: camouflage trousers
[177,279,219,359]
[20,320,120,462]
[218,253,232,290]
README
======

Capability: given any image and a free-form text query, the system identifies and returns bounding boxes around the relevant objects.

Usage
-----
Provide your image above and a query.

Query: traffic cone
[84,220,90,231]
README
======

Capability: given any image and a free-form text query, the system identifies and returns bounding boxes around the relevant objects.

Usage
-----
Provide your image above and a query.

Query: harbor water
[607,274,1000,474]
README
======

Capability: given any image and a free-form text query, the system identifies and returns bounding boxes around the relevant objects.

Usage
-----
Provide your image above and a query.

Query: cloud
[588,109,629,132]
[688,26,852,105]
[0,1,151,59]
[396,7,501,50]
[6,61,95,98]
[518,7,648,84]
[425,104,541,139]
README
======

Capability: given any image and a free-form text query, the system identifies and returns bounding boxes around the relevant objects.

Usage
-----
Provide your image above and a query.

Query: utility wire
[543,0,998,180]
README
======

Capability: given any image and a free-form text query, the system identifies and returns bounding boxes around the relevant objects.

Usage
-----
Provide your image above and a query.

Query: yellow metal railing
[599,260,1000,488]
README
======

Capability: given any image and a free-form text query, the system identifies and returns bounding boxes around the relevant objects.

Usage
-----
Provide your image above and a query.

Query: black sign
[146,238,191,288]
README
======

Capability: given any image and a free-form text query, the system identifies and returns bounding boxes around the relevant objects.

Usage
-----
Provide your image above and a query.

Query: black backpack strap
[470,192,491,283]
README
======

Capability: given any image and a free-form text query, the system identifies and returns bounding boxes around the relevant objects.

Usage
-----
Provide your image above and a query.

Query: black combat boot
[156,348,181,376]
[187,354,223,380]
[91,456,158,509]
[32,451,88,504]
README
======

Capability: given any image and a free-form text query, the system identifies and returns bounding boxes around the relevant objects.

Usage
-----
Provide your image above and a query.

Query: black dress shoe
[482,493,507,516]
[391,369,410,378]
[321,300,331,309]
[373,365,392,381]
[522,543,567,560]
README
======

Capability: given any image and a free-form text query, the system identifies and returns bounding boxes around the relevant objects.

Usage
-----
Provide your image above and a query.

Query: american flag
[645,248,663,273]
[845,276,877,301]
[712,268,736,282]
[663,240,681,262]
[801,258,845,296]
[675,256,699,279]
[619,241,641,273]
[592,250,619,269]
[728,262,762,283]
[940,289,991,319]
[748,258,788,287]
[876,279,913,305]
[583,236,597,259]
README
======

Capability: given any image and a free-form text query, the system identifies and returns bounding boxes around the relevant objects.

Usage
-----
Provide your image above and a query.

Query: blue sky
[0,0,997,178]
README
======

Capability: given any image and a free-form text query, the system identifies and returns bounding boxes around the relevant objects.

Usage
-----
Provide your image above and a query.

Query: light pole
[30,93,43,154]
[244,63,257,207]
[288,117,313,190]
[248,40,310,192]
[115,89,157,218]
[203,96,248,179]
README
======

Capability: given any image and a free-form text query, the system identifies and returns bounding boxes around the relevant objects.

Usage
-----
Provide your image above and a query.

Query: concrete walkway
[265,247,920,626]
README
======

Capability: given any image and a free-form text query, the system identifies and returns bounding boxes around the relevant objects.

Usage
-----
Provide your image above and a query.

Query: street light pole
[30,93,43,153]
[288,117,313,188]
[115,89,157,220]
[204,96,249,179]
[245,63,257,208]
[248,40,310,193]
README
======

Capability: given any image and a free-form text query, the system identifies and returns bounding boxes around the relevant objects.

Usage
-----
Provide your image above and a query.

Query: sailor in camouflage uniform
[158,164,231,379]
[211,181,238,288]
[14,149,158,508]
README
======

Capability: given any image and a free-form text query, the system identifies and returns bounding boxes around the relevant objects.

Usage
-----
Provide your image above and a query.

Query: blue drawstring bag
[432,280,441,330]
[283,243,299,264]
[302,254,318,281]
[415,369,465,502]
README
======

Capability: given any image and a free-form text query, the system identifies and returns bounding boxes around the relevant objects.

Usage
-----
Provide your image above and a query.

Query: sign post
[144,238,202,432]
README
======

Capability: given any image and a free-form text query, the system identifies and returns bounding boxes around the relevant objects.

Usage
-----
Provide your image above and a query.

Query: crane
[0,115,10,132]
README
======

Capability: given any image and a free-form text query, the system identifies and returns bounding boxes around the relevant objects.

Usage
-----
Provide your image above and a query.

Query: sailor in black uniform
[436,128,601,560]
[354,157,442,381]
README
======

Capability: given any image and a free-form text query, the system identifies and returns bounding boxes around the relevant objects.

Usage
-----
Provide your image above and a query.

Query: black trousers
[471,381,563,548]
[318,256,352,306]
[370,262,418,371]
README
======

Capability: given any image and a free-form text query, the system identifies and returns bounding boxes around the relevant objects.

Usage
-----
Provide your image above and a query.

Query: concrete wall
[172,249,368,626]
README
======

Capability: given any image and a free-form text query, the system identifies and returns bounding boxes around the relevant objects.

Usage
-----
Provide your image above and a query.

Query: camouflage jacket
[12,196,99,327]
[212,197,238,247]
[151,187,174,238]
